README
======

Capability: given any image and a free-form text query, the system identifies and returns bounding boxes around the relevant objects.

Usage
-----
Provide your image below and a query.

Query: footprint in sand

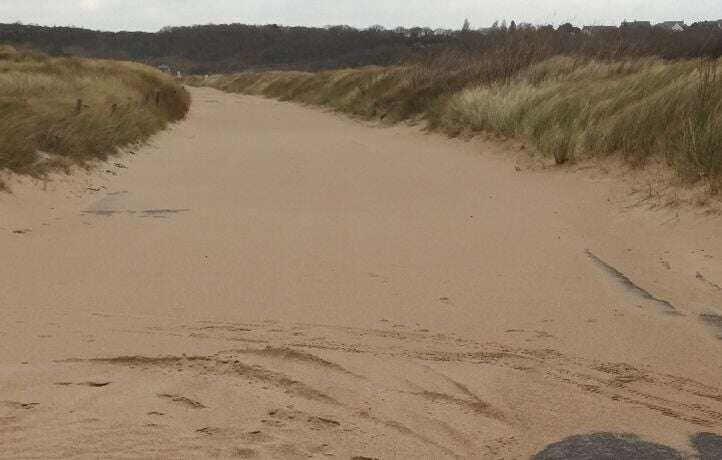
[157,393,206,409]
[439,296,455,306]
[81,381,112,387]
[196,426,223,436]
[55,381,111,388]
[307,416,341,428]
[2,401,39,410]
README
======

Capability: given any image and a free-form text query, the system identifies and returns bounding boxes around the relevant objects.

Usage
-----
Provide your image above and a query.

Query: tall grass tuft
[0,45,190,179]
[681,61,722,190]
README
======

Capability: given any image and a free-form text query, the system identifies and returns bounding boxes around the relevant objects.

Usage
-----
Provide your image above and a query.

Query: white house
[655,21,686,32]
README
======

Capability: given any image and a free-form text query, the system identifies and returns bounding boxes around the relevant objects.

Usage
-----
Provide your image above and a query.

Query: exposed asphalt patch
[586,250,681,315]
[532,432,722,460]
[690,432,722,460]
[531,433,682,459]
[700,313,722,339]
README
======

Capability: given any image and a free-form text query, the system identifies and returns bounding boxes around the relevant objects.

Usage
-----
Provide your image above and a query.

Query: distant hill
[0,23,451,74]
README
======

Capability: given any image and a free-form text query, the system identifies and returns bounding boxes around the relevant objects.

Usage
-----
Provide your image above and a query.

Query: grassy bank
[192,56,722,188]
[442,58,722,179]
[0,45,190,188]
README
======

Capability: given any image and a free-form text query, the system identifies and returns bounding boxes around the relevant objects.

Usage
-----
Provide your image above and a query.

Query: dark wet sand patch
[700,313,722,339]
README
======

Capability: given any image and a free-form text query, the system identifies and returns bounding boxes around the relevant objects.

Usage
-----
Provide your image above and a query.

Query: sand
[1,87,722,459]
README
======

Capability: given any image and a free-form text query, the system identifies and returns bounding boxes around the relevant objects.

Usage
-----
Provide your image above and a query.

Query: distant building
[693,20,722,29]
[433,28,454,36]
[582,25,618,35]
[621,20,652,29]
[157,64,172,74]
[655,21,686,32]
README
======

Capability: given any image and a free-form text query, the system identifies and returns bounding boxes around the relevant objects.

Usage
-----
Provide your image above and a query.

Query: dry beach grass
[0,45,190,189]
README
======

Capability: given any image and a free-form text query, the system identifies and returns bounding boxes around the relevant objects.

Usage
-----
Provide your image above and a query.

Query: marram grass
[0,45,190,182]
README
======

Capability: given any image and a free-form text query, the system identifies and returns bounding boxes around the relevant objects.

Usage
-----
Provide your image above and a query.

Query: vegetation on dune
[0,45,190,185]
[442,58,722,179]
[190,50,530,122]
[192,54,722,187]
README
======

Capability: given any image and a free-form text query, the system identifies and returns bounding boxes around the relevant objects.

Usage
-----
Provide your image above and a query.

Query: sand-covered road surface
[2,87,722,459]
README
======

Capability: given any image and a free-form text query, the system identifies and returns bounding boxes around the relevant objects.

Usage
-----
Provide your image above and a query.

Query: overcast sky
[1,0,721,32]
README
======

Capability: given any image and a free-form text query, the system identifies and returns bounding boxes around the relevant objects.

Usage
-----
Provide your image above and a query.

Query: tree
[509,20,517,32]
[558,22,581,34]
[462,18,471,32]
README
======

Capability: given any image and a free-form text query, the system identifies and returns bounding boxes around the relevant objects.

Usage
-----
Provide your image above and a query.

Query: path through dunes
[2,87,722,459]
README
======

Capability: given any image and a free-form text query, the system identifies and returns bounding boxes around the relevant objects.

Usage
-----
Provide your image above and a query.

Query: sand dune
[1,87,722,459]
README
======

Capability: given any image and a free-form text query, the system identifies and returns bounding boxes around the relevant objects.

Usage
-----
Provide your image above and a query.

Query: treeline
[2,21,722,74]
[0,23,446,73]
[471,21,722,60]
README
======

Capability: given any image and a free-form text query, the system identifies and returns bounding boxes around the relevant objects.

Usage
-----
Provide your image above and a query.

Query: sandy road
[1,87,722,459]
